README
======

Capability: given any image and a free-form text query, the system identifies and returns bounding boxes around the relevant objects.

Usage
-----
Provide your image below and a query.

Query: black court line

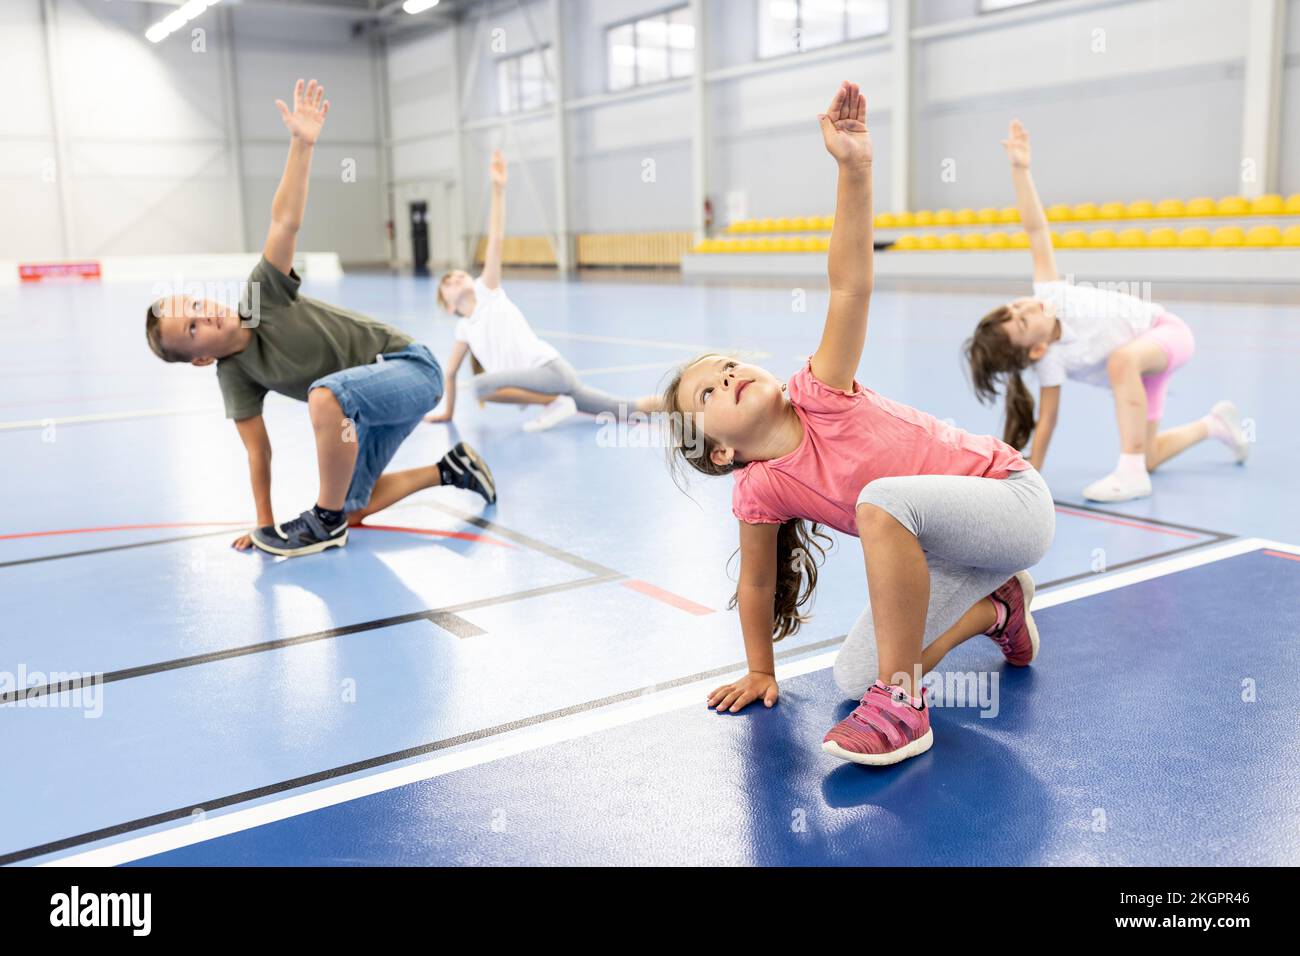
[3,539,1267,866]
[1051,499,1234,540]
[0,633,848,866]
[0,529,237,569]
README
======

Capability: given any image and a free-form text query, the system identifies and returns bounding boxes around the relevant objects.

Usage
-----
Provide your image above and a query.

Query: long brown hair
[661,357,831,642]
[964,305,1037,451]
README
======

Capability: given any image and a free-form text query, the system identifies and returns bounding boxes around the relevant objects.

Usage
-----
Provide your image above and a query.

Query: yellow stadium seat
[1154,198,1185,218]
[1116,228,1147,248]
[1126,200,1156,218]
[1215,196,1248,217]
[914,210,936,227]
[938,232,962,250]
[1008,231,1030,249]
[999,206,1020,224]
[1285,195,1300,215]
[1248,195,1282,216]
[774,218,793,231]
[1245,226,1282,247]
[725,221,743,233]
[799,237,824,252]
[1073,203,1099,221]
[874,212,897,229]
[736,239,757,252]
[894,211,915,228]
[955,208,978,225]
[1178,227,1212,247]
[976,208,999,224]
[692,240,711,253]
[771,239,798,252]
[1059,230,1089,248]
[820,216,836,230]
[1283,226,1300,246]
[893,235,921,251]
[935,209,956,226]
[1088,229,1117,248]
[789,217,808,232]
[1185,197,1216,217]
[1098,202,1127,220]
[985,232,1010,249]
[1146,228,1178,247]
[918,235,941,250]
[1212,226,1246,247]
[1046,204,1073,222]
[960,233,987,250]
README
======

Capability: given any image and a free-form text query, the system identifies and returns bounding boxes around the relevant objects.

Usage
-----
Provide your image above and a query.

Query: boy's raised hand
[818,80,871,167]
[275,79,330,145]
[1002,118,1031,168]
[489,149,507,189]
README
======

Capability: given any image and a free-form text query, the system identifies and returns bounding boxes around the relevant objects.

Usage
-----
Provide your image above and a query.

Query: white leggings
[472,357,633,416]
[832,467,1055,699]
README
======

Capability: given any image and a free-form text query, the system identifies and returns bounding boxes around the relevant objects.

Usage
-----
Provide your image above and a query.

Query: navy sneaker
[251,509,348,557]
[439,442,497,505]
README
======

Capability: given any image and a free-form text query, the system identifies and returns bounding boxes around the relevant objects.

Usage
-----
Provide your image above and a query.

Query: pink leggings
[1137,311,1195,421]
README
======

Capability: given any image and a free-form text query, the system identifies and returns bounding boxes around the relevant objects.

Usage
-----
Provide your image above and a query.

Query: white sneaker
[1208,400,1249,463]
[1082,469,1152,503]
[522,395,577,432]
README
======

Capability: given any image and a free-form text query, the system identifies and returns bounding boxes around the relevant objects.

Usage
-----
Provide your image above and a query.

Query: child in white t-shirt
[963,120,1248,503]
[429,151,660,431]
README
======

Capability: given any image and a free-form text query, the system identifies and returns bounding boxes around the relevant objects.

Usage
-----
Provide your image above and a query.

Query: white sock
[1202,412,1230,443]
[1114,452,1147,480]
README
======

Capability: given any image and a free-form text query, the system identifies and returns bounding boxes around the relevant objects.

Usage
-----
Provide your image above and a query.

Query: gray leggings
[832,466,1056,699]
[472,357,633,416]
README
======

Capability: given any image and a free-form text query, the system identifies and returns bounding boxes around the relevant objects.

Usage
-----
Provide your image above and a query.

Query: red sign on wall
[19,262,102,282]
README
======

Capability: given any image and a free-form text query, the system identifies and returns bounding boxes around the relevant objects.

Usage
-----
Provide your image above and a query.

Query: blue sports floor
[2,270,1297,866]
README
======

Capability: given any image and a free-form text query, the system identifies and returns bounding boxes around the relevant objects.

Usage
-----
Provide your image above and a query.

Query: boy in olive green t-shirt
[144,79,495,557]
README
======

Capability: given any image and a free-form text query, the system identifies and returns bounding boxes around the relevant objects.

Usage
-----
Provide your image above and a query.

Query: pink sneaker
[822,681,933,766]
[985,570,1039,666]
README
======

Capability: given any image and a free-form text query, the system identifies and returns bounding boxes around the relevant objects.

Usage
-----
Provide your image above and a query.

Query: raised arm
[810,80,874,393]
[1003,119,1058,283]
[706,520,781,713]
[263,79,330,277]
[480,151,507,291]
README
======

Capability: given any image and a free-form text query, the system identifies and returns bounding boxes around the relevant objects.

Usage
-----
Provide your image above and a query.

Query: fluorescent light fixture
[146,0,222,44]
[402,0,442,13]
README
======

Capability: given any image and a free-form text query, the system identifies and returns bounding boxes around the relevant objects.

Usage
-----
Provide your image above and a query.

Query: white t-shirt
[1031,280,1162,389]
[454,278,559,373]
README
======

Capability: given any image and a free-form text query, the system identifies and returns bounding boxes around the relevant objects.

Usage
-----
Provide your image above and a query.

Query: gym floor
[2,270,1297,866]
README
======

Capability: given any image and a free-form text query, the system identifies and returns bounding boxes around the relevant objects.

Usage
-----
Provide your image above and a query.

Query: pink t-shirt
[731,361,1030,536]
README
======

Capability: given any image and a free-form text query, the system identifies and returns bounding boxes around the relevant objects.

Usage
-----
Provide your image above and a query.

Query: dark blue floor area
[133,549,1300,866]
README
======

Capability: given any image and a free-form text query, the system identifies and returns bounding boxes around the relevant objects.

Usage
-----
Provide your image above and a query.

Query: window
[497,46,556,115]
[981,0,1043,10]
[758,0,888,59]
[606,6,695,92]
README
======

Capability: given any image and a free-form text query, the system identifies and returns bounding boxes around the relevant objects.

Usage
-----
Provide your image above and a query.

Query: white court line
[0,406,221,431]
[40,535,1292,868]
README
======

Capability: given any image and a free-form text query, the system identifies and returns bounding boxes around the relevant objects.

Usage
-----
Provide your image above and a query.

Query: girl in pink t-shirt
[662,81,1056,767]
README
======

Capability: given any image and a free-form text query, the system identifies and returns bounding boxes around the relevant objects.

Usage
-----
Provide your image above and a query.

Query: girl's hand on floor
[231,533,254,551]
[424,410,452,423]
[708,671,779,712]
[818,80,871,167]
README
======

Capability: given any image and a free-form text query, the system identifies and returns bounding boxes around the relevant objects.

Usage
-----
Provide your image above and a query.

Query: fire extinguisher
[703,198,714,235]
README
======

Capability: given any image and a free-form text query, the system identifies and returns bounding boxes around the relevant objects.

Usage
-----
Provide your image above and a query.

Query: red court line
[1053,506,1200,540]
[1263,549,1300,563]
[0,521,510,548]
[622,579,714,616]
[0,521,248,542]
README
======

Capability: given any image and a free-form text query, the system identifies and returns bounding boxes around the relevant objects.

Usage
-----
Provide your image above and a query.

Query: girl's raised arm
[1003,120,1058,283]
[480,150,508,291]
[810,81,874,393]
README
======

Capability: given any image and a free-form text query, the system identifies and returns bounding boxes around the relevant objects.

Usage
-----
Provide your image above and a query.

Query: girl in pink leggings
[963,120,1248,503]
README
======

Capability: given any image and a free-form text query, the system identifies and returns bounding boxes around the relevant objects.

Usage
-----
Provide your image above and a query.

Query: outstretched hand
[1002,118,1031,168]
[275,79,330,145]
[819,80,871,167]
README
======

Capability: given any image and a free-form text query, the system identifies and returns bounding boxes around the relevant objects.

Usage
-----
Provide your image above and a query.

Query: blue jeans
[309,343,444,513]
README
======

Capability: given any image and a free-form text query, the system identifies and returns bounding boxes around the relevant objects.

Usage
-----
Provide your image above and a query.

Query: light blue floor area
[1,270,1296,865]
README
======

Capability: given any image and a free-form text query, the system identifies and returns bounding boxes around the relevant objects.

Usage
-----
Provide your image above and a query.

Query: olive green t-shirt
[215,257,414,420]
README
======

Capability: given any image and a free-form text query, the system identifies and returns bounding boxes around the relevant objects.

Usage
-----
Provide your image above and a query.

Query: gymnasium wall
[0,0,388,266]
[1283,0,1300,196]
